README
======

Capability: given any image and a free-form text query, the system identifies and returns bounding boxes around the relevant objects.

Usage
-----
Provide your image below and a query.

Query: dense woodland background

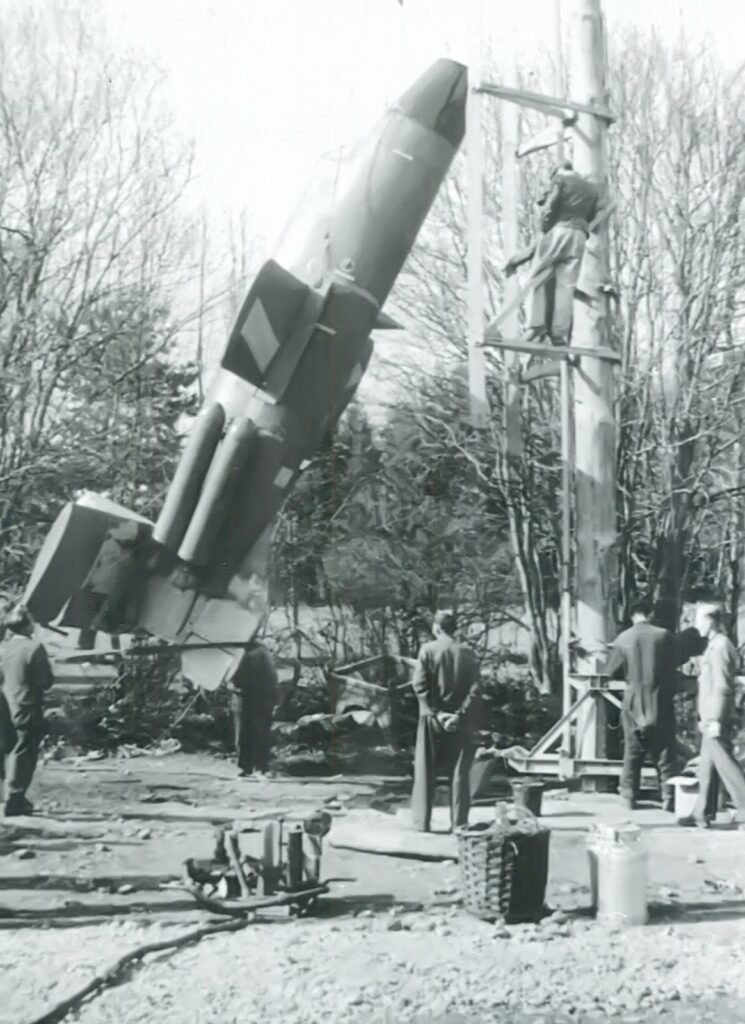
[1,6,744,714]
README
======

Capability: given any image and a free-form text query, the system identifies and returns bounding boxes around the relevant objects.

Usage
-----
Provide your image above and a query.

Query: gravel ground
[3,755,745,1024]
[4,904,745,1024]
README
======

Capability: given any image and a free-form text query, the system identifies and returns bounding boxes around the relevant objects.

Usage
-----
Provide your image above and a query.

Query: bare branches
[0,5,204,585]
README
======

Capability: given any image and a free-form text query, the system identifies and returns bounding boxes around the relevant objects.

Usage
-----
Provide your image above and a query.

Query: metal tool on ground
[183,811,333,917]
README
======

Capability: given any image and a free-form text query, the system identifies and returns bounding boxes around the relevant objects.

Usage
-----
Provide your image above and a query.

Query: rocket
[23,59,468,689]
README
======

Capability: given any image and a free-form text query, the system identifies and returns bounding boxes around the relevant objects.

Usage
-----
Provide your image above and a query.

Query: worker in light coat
[410,610,481,833]
[680,603,745,827]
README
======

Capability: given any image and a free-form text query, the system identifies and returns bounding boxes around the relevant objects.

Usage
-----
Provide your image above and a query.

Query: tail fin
[221,259,326,400]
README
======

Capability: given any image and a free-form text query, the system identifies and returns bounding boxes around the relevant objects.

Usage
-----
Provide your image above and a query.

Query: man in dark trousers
[230,641,278,779]
[1,606,54,816]
[410,610,481,833]
[605,597,679,810]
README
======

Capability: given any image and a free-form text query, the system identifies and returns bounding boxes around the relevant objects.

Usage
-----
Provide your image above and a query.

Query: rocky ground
[1,753,745,1023]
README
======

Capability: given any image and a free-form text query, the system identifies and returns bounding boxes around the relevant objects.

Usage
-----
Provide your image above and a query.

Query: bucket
[666,775,699,821]
[587,822,647,926]
[511,780,544,817]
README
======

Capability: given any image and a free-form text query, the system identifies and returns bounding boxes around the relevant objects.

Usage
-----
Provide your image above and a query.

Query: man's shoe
[678,815,709,829]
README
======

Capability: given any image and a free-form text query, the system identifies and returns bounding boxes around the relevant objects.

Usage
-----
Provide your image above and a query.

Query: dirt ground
[2,753,745,1024]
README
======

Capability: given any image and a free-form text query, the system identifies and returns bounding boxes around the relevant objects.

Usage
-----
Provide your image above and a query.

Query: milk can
[586,822,648,926]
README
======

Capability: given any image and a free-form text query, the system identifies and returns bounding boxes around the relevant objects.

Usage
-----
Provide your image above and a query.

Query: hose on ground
[28,917,249,1024]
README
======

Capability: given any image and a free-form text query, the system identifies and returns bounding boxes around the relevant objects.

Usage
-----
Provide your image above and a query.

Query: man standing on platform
[230,641,278,779]
[504,161,601,346]
[410,610,481,833]
[1,606,54,816]
[680,603,745,828]
[605,597,679,811]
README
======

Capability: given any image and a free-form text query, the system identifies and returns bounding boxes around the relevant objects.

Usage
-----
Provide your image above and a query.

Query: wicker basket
[457,822,550,923]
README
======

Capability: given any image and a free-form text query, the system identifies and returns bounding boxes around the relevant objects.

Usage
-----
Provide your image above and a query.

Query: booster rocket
[23,59,468,688]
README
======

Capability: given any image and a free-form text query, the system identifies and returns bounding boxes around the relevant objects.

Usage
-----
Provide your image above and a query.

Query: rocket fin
[221,259,327,400]
[373,310,402,330]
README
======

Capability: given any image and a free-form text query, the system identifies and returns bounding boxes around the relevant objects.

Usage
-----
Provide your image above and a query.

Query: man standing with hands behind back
[410,610,481,834]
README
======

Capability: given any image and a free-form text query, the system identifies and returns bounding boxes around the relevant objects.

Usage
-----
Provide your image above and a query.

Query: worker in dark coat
[0,605,54,816]
[230,641,278,778]
[680,603,745,827]
[505,162,601,345]
[410,610,481,833]
[604,597,680,810]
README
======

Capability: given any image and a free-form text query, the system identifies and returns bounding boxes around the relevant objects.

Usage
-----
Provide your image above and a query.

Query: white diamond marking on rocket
[273,467,293,489]
[346,362,364,390]
[241,299,279,373]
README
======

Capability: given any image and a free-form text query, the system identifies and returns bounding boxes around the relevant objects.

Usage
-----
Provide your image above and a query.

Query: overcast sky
[101,0,743,253]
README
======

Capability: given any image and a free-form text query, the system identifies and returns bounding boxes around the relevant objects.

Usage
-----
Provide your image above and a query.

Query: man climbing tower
[504,161,601,345]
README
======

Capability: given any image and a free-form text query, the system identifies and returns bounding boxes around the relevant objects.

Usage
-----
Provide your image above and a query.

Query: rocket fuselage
[192,58,467,590]
[23,59,467,686]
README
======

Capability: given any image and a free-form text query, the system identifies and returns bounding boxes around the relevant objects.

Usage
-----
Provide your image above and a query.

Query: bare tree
[0,6,205,582]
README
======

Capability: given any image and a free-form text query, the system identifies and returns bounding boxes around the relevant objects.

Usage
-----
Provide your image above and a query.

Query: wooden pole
[501,41,522,457]
[560,356,573,749]
[554,0,566,164]
[570,0,617,761]
[466,0,489,429]
[555,0,573,745]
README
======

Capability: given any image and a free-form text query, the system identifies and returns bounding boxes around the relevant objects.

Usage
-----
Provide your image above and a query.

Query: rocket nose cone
[395,58,468,148]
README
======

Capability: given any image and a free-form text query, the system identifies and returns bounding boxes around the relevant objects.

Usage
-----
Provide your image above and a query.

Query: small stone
[117,883,135,894]
[387,918,403,932]
[16,848,36,860]
[95,843,110,853]
[137,828,152,840]
[354,909,374,919]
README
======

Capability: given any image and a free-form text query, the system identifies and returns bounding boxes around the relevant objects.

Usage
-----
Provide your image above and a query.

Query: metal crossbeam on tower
[475,82,614,123]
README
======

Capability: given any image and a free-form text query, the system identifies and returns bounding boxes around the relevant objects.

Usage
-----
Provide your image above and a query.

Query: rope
[28,918,250,1024]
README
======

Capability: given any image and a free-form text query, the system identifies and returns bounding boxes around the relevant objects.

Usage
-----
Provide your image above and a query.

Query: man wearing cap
[505,162,601,346]
[1,606,54,816]
[410,610,481,833]
[680,603,745,827]
[605,597,680,811]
